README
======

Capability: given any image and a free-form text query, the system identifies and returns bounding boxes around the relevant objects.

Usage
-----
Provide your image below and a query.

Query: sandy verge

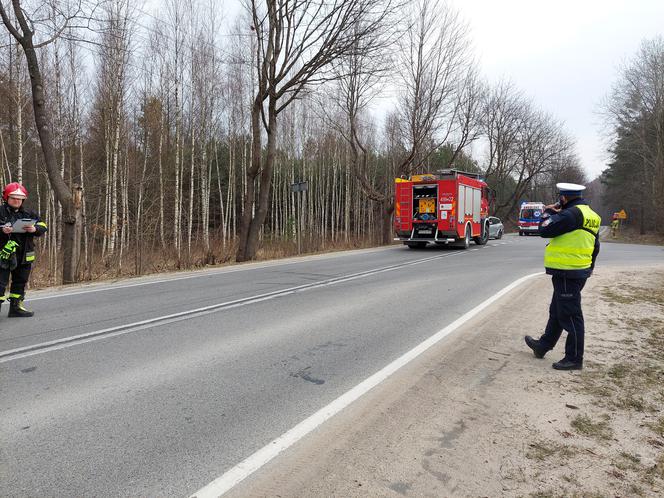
[226,265,664,498]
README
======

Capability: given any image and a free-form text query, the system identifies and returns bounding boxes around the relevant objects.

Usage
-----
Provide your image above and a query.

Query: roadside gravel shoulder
[228,265,664,498]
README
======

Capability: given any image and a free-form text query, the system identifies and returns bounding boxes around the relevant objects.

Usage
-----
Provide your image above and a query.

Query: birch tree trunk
[15,43,22,182]
[158,113,165,249]
[187,125,195,257]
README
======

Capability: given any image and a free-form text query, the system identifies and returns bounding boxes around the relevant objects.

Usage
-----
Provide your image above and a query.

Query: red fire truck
[393,169,492,249]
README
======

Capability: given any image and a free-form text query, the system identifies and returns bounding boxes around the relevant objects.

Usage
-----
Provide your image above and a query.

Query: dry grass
[650,454,664,480]
[601,285,664,306]
[649,417,664,438]
[526,440,577,461]
[27,235,386,290]
[604,226,664,246]
[529,490,606,498]
[580,283,664,416]
[570,414,613,441]
[565,269,664,494]
[614,451,642,472]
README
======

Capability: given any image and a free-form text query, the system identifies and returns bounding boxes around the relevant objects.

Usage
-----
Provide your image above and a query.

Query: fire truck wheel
[519,231,524,236]
[473,222,489,245]
[457,225,471,249]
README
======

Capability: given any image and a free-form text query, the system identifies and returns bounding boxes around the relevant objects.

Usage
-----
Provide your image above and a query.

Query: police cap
[556,182,586,195]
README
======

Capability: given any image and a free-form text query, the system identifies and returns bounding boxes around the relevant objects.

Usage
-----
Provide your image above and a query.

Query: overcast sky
[449,0,664,180]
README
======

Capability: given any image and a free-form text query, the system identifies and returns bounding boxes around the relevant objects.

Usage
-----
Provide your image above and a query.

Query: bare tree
[483,80,579,220]
[332,0,479,243]
[0,0,92,283]
[93,0,132,258]
[236,0,398,262]
[11,41,27,181]
[316,13,395,243]
[506,109,575,214]
[482,81,525,212]
[224,15,254,245]
[447,66,484,166]
[393,0,474,174]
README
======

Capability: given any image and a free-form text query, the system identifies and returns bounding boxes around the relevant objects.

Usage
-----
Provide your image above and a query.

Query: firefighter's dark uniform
[525,193,601,370]
[0,202,47,316]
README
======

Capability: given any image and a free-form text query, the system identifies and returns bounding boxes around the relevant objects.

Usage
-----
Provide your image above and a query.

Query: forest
[2,0,658,286]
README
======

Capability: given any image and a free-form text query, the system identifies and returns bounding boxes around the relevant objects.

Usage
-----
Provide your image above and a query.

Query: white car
[487,216,504,239]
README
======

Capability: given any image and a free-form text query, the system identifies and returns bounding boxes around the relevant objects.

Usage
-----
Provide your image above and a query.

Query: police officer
[524,183,601,370]
[0,182,48,317]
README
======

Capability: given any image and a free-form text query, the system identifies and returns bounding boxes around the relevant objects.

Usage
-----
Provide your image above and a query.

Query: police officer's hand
[1,225,11,235]
[24,225,36,233]
[544,203,561,213]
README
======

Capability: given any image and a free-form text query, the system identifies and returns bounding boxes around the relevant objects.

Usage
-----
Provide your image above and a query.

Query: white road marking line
[1,251,465,363]
[30,246,397,301]
[189,271,544,498]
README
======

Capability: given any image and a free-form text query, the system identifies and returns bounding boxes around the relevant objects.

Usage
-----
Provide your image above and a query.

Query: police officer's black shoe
[524,335,546,359]
[552,358,583,370]
[8,300,34,318]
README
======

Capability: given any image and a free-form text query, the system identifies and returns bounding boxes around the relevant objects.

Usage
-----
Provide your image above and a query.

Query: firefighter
[524,183,601,370]
[0,183,48,317]
[610,218,619,238]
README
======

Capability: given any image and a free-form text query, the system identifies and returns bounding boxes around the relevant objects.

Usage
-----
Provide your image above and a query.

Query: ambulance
[518,201,545,236]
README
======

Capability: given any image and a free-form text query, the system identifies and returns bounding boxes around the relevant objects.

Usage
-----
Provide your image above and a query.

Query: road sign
[617,209,627,219]
[290,181,309,193]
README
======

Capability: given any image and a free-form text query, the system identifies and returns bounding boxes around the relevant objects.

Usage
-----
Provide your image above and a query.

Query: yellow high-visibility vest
[544,205,601,270]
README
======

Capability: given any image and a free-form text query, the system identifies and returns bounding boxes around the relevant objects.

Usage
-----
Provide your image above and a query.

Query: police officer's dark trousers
[539,275,586,363]
[0,264,31,302]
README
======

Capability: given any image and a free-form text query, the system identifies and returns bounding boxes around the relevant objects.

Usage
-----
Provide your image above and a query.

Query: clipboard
[11,219,37,233]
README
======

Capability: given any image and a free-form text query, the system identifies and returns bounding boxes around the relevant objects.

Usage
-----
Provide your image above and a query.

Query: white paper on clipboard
[11,219,37,233]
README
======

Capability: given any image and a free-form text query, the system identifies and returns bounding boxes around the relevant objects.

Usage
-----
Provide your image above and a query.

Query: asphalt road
[1,235,662,497]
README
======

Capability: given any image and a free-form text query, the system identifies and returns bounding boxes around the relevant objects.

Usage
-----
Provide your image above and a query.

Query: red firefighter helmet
[2,182,28,201]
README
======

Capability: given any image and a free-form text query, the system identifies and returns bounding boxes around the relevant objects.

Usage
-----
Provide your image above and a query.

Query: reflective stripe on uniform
[545,246,594,255]
[544,205,601,270]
